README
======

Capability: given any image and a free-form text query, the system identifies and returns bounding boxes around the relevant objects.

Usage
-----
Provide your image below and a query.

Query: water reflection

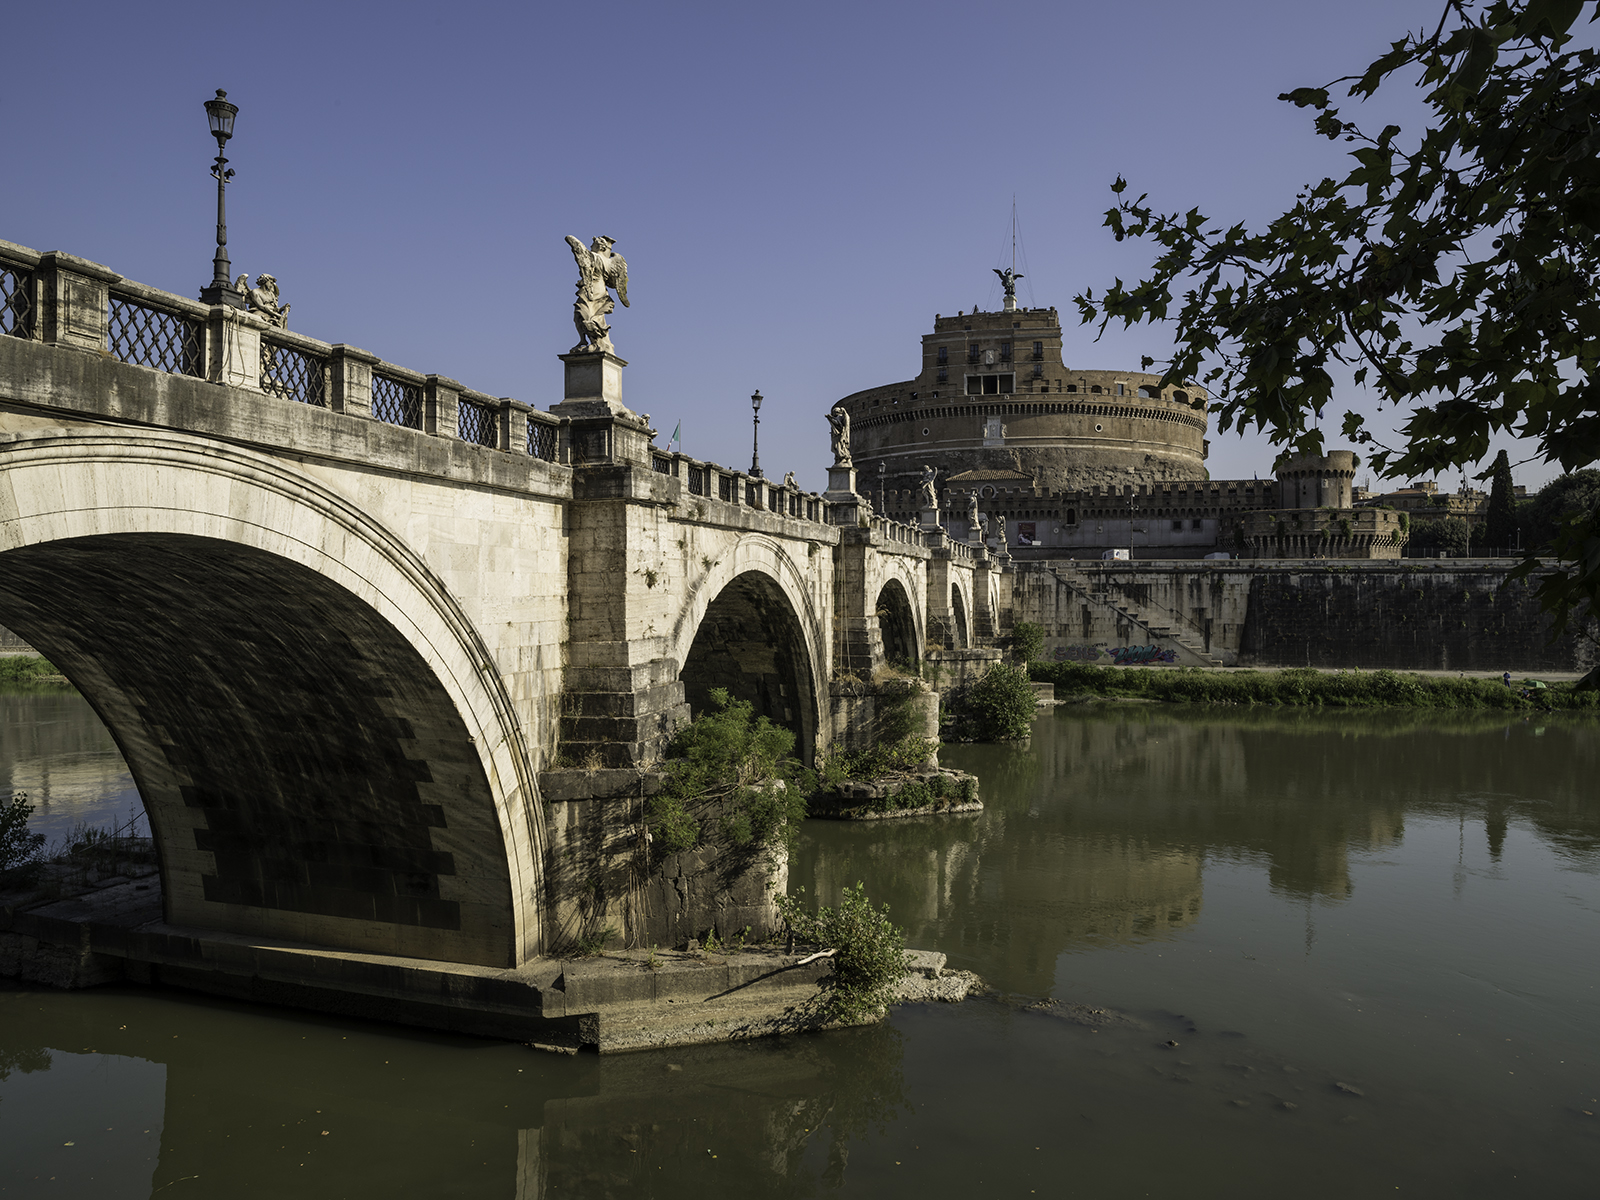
[0,687,142,844]
[0,984,907,1198]
[796,705,1600,996]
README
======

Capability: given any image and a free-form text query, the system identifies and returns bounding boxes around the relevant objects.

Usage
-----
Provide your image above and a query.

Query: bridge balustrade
[371,368,424,430]
[0,257,34,340]
[527,413,559,461]
[259,329,328,407]
[107,281,207,379]
[455,392,498,447]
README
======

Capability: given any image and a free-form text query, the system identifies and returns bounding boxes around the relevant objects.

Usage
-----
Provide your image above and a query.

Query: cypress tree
[1484,449,1517,551]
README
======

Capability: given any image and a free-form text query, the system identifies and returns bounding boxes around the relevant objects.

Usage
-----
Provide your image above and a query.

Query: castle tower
[836,299,1209,500]
[1274,450,1358,510]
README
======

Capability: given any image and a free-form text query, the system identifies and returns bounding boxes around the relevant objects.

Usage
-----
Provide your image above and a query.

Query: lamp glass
[751,390,763,413]
[205,90,238,141]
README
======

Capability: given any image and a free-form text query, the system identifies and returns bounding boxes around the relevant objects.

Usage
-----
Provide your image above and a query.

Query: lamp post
[749,389,763,478]
[1128,490,1137,561]
[199,89,243,307]
[878,460,886,515]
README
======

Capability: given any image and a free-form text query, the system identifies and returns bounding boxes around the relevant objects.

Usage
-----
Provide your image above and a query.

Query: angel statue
[993,266,1023,300]
[564,235,630,354]
[965,492,981,538]
[827,404,852,467]
[235,273,289,328]
[918,464,938,511]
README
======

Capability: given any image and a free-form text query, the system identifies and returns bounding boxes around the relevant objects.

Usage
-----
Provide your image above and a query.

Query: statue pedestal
[825,464,857,497]
[920,508,941,530]
[550,351,633,419]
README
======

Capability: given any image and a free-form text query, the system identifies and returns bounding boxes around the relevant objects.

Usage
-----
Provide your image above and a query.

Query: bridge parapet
[0,238,567,474]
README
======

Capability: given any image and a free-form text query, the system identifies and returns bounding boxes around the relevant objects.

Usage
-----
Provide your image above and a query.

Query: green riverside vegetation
[1030,662,1600,711]
[0,655,65,685]
[776,883,907,1024]
[645,689,810,857]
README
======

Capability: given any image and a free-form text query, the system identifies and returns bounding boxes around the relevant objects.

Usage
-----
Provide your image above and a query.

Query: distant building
[839,285,1400,559]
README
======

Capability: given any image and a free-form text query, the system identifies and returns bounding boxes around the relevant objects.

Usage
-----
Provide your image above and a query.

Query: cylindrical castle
[837,303,1209,502]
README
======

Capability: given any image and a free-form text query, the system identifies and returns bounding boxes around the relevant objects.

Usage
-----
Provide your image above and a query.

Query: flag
[670,420,681,449]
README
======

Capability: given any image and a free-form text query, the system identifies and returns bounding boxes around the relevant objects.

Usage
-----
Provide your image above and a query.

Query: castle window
[1032,341,1044,360]
[1192,518,1203,530]
[1174,390,1189,404]
[1172,520,1183,532]
[1000,342,1013,362]
[1138,386,1157,398]
[1090,385,1102,394]
[968,345,981,363]
[937,368,948,382]
[1116,383,1126,396]
[937,346,948,365]
[1066,384,1077,393]
[966,374,1015,396]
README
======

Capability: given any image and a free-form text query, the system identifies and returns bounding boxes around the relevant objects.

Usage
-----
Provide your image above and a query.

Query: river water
[2,688,1598,1198]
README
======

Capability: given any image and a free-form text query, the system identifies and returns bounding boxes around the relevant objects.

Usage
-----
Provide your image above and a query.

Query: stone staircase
[1047,565,1223,668]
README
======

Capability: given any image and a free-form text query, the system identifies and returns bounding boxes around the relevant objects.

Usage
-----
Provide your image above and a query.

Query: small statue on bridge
[827,404,852,467]
[564,235,630,355]
[988,511,1008,546]
[918,463,939,512]
[783,470,797,489]
[965,492,981,539]
[235,273,289,328]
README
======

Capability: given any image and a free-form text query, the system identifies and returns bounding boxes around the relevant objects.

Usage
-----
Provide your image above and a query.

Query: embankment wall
[1017,560,1597,672]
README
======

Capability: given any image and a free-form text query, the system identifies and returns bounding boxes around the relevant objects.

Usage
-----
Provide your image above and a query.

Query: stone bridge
[0,240,1009,1016]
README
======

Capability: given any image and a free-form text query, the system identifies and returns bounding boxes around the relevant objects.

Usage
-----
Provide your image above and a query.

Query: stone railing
[0,238,578,470]
[651,450,833,529]
[0,238,867,528]
[869,515,925,546]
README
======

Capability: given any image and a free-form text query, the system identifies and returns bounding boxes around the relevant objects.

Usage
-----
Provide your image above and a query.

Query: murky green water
[3,690,1599,1197]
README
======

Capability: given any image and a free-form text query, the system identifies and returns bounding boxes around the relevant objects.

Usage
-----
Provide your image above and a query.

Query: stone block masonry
[1017,560,1597,673]
[0,234,1011,1047]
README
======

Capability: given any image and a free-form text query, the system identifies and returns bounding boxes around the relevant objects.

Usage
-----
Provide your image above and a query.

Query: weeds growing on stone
[645,688,810,857]
[776,883,907,1024]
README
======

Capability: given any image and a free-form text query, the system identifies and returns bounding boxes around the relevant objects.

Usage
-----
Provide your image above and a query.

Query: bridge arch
[0,429,544,966]
[876,577,920,667]
[669,536,827,764]
[950,580,971,649]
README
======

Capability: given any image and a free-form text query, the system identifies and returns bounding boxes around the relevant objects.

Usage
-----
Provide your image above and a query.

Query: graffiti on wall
[1052,644,1106,662]
[1109,644,1178,666]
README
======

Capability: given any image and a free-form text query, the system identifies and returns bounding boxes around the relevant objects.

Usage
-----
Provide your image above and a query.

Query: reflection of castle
[836,287,1403,560]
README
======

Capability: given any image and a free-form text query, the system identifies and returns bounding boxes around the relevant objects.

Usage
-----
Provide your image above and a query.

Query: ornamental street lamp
[199,89,243,307]
[878,460,887,515]
[749,389,764,478]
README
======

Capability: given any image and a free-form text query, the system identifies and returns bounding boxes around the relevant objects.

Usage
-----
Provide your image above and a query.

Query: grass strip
[1029,662,1598,711]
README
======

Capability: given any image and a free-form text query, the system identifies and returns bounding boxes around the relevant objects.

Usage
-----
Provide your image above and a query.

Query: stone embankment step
[1048,565,1224,668]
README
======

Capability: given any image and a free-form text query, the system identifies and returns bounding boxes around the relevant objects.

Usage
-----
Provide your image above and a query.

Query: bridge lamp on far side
[199,89,244,308]
[750,389,764,478]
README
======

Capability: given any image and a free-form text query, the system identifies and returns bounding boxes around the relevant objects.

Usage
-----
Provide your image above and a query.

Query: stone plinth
[826,464,857,496]
[552,351,630,419]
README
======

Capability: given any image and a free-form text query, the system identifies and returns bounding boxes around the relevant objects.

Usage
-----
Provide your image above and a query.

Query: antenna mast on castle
[995,196,1026,313]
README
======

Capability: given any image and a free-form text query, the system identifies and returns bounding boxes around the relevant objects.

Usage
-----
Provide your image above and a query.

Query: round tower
[1273,450,1358,510]
[839,303,1209,499]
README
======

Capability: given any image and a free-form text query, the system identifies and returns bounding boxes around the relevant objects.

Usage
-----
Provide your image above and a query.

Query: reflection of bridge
[0,241,1010,1031]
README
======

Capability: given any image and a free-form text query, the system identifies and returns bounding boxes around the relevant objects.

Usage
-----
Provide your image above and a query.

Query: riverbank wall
[1017,560,1598,673]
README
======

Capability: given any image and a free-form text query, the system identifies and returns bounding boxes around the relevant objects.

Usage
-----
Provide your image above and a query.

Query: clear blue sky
[2,0,1566,493]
